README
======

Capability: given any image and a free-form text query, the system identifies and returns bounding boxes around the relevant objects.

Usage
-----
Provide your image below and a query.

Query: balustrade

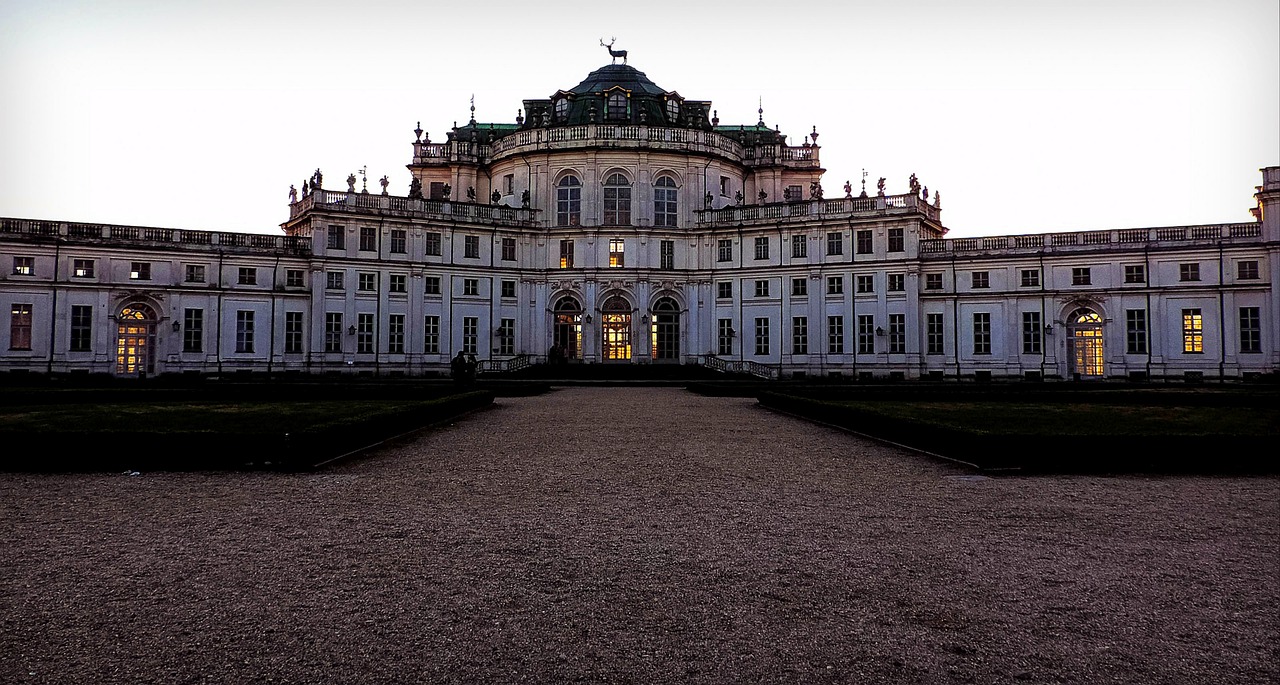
[920,221,1260,257]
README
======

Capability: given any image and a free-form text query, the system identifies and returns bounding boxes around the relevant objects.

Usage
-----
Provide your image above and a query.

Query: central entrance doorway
[553,296,583,360]
[1068,308,1104,378]
[601,295,632,361]
[116,304,157,375]
[650,297,680,361]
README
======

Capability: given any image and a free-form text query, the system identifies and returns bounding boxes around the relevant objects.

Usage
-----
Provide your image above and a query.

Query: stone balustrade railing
[0,218,310,253]
[414,125,819,168]
[919,222,1262,256]
[289,189,538,226]
[696,193,939,226]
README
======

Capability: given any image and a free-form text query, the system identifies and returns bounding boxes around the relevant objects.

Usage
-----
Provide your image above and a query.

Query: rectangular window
[609,238,625,268]
[924,273,943,290]
[499,318,516,355]
[1124,264,1146,284]
[463,278,479,296]
[791,277,807,297]
[423,315,440,354]
[754,279,770,298]
[1239,307,1261,353]
[1020,269,1040,287]
[424,276,441,295]
[425,232,442,256]
[389,274,407,293]
[356,313,374,353]
[12,256,33,275]
[792,235,807,259]
[501,237,517,261]
[10,304,32,350]
[1237,260,1259,280]
[185,264,205,283]
[326,271,344,290]
[503,174,515,195]
[327,226,345,250]
[284,311,304,354]
[237,267,256,286]
[888,314,906,354]
[717,281,733,299]
[359,226,377,252]
[235,310,254,353]
[388,314,405,354]
[73,259,95,278]
[887,227,904,252]
[827,276,843,295]
[1072,267,1092,286]
[717,239,733,263]
[791,317,808,355]
[1179,262,1200,282]
[887,274,905,292]
[717,319,733,356]
[462,316,478,354]
[828,316,844,354]
[1022,311,1042,354]
[358,272,377,292]
[501,280,517,299]
[183,308,203,353]
[826,232,843,256]
[129,262,151,281]
[855,230,873,255]
[926,313,944,355]
[754,236,769,260]
[70,305,92,352]
[429,181,448,200]
[720,176,730,197]
[971,271,989,289]
[973,312,991,355]
[1126,309,1148,354]
[754,317,770,356]
[355,312,373,353]
[560,239,575,269]
[856,275,874,294]
[660,240,674,270]
[1182,309,1203,353]
[389,229,407,254]
[285,269,304,288]
[786,184,803,201]
[464,235,480,259]
[324,313,343,353]
[856,315,874,354]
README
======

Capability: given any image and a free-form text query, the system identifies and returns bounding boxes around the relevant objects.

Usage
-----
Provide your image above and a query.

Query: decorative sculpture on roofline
[600,38,628,65]
[288,185,297,204]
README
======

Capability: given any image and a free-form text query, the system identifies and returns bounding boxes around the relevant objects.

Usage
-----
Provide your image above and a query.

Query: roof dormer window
[666,98,679,123]
[607,92,627,121]
[555,97,569,122]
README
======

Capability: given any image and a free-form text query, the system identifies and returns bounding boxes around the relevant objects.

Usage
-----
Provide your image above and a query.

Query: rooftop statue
[600,38,628,65]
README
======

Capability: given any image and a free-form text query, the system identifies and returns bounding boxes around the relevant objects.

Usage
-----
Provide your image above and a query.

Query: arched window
[654,176,678,227]
[607,92,627,121]
[555,98,569,122]
[651,297,680,361]
[601,295,632,361]
[553,296,583,360]
[603,173,631,225]
[1068,307,1104,378]
[556,175,581,226]
[116,304,157,375]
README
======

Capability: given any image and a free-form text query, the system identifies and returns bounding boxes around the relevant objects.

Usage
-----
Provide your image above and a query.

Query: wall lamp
[641,314,650,324]
[172,321,181,332]
[1045,325,1054,336]
[585,314,593,324]
[347,325,357,336]
[875,326,885,337]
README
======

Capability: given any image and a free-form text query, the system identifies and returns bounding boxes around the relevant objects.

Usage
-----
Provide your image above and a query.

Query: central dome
[569,64,667,96]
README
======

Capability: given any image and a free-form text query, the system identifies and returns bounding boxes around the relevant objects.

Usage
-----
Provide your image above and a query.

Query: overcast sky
[1,0,1276,236]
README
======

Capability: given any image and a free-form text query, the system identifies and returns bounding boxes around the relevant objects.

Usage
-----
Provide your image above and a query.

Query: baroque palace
[2,58,1278,381]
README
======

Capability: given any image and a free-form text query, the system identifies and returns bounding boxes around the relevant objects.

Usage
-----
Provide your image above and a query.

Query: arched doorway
[601,296,632,361]
[553,296,583,360]
[1068,308,1104,378]
[650,297,680,361]
[116,304,157,375]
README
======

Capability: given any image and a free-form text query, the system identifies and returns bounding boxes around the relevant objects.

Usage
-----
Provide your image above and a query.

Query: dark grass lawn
[832,400,1280,437]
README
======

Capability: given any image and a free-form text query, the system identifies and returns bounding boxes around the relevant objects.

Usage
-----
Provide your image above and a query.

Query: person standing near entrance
[451,350,468,384]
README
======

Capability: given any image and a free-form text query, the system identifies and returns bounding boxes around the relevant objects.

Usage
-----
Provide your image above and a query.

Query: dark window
[973,313,991,355]
[754,280,770,297]
[388,314,405,354]
[463,278,479,296]
[1126,309,1148,354]
[1020,269,1040,287]
[924,273,943,290]
[424,276,441,295]
[856,275,874,293]
[389,230,407,254]
[359,226,377,252]
[501,237,516,261]
[754,237,769,260]
[660,240,674,270]
[855,230,873,254]
[1022,311,1042,354]
[1180,262,1200,282]
[717,319,733,356]
[235,310,254,354]
[1072,267,1092,286]
[654,176,678,227]
[183,308,203,353]
[130,262,151,281]
[826,232,843,256]
[888,314,906,354]
[1240,307,1261,353]
[971,271,989,289]
[887,227,904,252]
[326,271,343,290]
[791,277,807,297]
[284,312,304,354]
[425,232,441,256]
[717,281,732,299]
[389,274,407,293]
[791,317,808,355]
[717,239,733,262]
[827,276,843,295]
[754,318,770,356]
[1124,264,1146,283]
[501,280,517,298]
[463,235,480,259]
[606,92,627,120]
[357,313,374,354]
[423,315,440,354]
[887,274,905,292]
[857,315,874,354]
[72,259,95,278]
[792,235,807,259]
[324,313,343,353]
[358,272,377,292]
[462,316,478,354]
[237,267,256,286]
[327,226,345,250]
[429,182,448,200]
[185,264,205,283]
[926,313,944,355]
[285,269,304,288]
[70,305,92,352]
[603,173,632,225]
[828,316,844,354]
[1237,261,1259,280]
[557,176,581,226]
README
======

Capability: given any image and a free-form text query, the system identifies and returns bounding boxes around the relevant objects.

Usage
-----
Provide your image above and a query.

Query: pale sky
[1,0,1276,237]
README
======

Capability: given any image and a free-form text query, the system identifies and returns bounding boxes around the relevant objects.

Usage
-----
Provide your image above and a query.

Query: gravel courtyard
[2,387,1276,684]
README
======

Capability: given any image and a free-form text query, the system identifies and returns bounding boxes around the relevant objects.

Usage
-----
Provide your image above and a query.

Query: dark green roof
[569,64,667,96]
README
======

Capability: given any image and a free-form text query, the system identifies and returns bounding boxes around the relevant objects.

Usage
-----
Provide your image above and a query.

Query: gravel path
[2,387,1276,684]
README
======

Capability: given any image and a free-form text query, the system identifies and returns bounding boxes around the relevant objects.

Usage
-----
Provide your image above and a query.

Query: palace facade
[2,62,1278,380]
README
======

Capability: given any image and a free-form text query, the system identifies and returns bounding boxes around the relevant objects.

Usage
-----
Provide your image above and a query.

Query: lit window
[73,259,95,278]
[12,257,33,275]
[603,173,632,225]
[609,239,625,268]
[557,176,581,226]
[1182,308,1203,353]
[130,262,151,281]
[559,239,574,268]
